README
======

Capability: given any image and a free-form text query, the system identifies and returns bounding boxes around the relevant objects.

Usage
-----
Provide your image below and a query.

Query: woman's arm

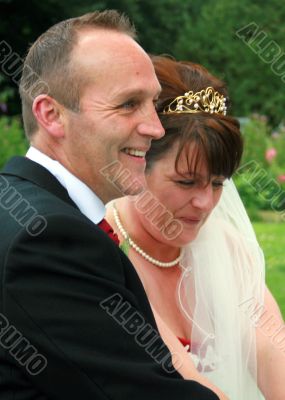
[151,305,229,400]
[257,286,285,400]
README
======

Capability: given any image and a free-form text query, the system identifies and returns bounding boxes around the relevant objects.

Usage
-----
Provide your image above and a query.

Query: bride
[107,56,284,399]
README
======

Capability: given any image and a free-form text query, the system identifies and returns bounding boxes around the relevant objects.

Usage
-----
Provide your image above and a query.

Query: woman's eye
[176,180,224,189]
[212,181,224,188]
[176,180,195,186]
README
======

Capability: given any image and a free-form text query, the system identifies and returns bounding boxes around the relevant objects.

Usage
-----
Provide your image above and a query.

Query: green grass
[253,222,285,319]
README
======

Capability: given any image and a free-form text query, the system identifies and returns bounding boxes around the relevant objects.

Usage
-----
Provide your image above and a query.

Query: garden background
[0,0,284,318]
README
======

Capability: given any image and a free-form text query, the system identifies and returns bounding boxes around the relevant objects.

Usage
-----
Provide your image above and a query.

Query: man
[0,10,220,399]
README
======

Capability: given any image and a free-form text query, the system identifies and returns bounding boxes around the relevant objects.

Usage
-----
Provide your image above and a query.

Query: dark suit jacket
[0,156,219,399]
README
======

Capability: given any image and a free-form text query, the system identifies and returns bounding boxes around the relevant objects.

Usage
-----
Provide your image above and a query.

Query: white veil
[178,179,265,399]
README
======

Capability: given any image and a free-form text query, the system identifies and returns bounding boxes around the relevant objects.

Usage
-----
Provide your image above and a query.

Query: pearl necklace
[113,205,182,268]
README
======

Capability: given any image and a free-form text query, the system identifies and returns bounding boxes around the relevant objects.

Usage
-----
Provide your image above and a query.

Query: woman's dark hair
[146,56,243,180]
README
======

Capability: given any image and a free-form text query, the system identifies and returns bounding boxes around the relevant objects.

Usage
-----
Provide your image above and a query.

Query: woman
[106,56,284,399]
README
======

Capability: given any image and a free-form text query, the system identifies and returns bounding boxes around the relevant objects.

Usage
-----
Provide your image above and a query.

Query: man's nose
[137,107,165,139]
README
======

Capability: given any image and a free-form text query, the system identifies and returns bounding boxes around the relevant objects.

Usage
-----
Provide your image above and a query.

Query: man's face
[63,30,164,203]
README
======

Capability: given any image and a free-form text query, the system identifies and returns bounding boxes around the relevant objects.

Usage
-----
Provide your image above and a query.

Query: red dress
[178,337,191,352]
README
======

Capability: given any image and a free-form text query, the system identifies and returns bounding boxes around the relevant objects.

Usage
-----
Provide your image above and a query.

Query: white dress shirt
[26,146,105,224]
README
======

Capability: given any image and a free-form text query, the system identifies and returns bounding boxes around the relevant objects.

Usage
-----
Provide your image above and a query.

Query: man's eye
[120,100,137,110]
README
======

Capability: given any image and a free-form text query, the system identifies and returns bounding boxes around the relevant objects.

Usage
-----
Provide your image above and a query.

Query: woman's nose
[191,185,216,212]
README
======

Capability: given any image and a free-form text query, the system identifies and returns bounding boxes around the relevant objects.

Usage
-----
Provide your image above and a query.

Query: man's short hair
[19,10,137,139]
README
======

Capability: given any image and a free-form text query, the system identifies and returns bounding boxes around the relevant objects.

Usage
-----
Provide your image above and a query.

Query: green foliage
[63,0,196,55]
[240,115,269,169]
[0,0,90,115]
[233,174,266,220]
[253,222,285,318]
[271,128,285,176]
[235,115,285,219]
[234,116,269,218]
[174,0,285,125]
[0,0,284,124]
[0,116,28,169]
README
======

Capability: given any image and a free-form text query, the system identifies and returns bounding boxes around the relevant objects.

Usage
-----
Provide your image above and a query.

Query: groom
[0,10,219,399]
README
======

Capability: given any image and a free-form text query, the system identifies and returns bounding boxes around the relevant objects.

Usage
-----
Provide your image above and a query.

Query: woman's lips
[178,217,202,225]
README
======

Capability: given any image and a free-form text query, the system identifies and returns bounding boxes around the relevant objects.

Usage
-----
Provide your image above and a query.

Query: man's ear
[32,95,65,138]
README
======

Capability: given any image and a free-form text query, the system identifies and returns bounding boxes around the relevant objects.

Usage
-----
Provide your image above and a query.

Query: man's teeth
[124,148,146,157]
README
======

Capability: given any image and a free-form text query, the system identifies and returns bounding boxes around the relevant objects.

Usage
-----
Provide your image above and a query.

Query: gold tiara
[162,86,227,115]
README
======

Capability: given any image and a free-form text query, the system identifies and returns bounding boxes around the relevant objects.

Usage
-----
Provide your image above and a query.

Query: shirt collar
[26,146,105,225]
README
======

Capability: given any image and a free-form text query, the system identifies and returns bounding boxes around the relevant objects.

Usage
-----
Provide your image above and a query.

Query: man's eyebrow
[115,88,161,100]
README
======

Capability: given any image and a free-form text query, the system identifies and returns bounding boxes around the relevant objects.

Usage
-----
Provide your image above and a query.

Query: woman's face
[144,141,225,246]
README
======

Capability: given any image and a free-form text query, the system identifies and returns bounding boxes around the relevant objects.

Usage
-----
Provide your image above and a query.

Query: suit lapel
[1,156,78,209]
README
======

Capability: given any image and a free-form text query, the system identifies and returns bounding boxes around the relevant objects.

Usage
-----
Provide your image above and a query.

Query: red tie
[98,218,120,246]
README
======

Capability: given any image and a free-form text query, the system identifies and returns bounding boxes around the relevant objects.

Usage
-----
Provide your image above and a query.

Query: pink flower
[277,174,285,183]
[265,148,277,162]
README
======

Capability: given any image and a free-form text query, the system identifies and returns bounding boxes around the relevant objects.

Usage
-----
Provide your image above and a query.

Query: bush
[240,114,269,169]
[0,116,28,169]
[270,126,285,182]
[235,115,285,220]
[233,173,267,220]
